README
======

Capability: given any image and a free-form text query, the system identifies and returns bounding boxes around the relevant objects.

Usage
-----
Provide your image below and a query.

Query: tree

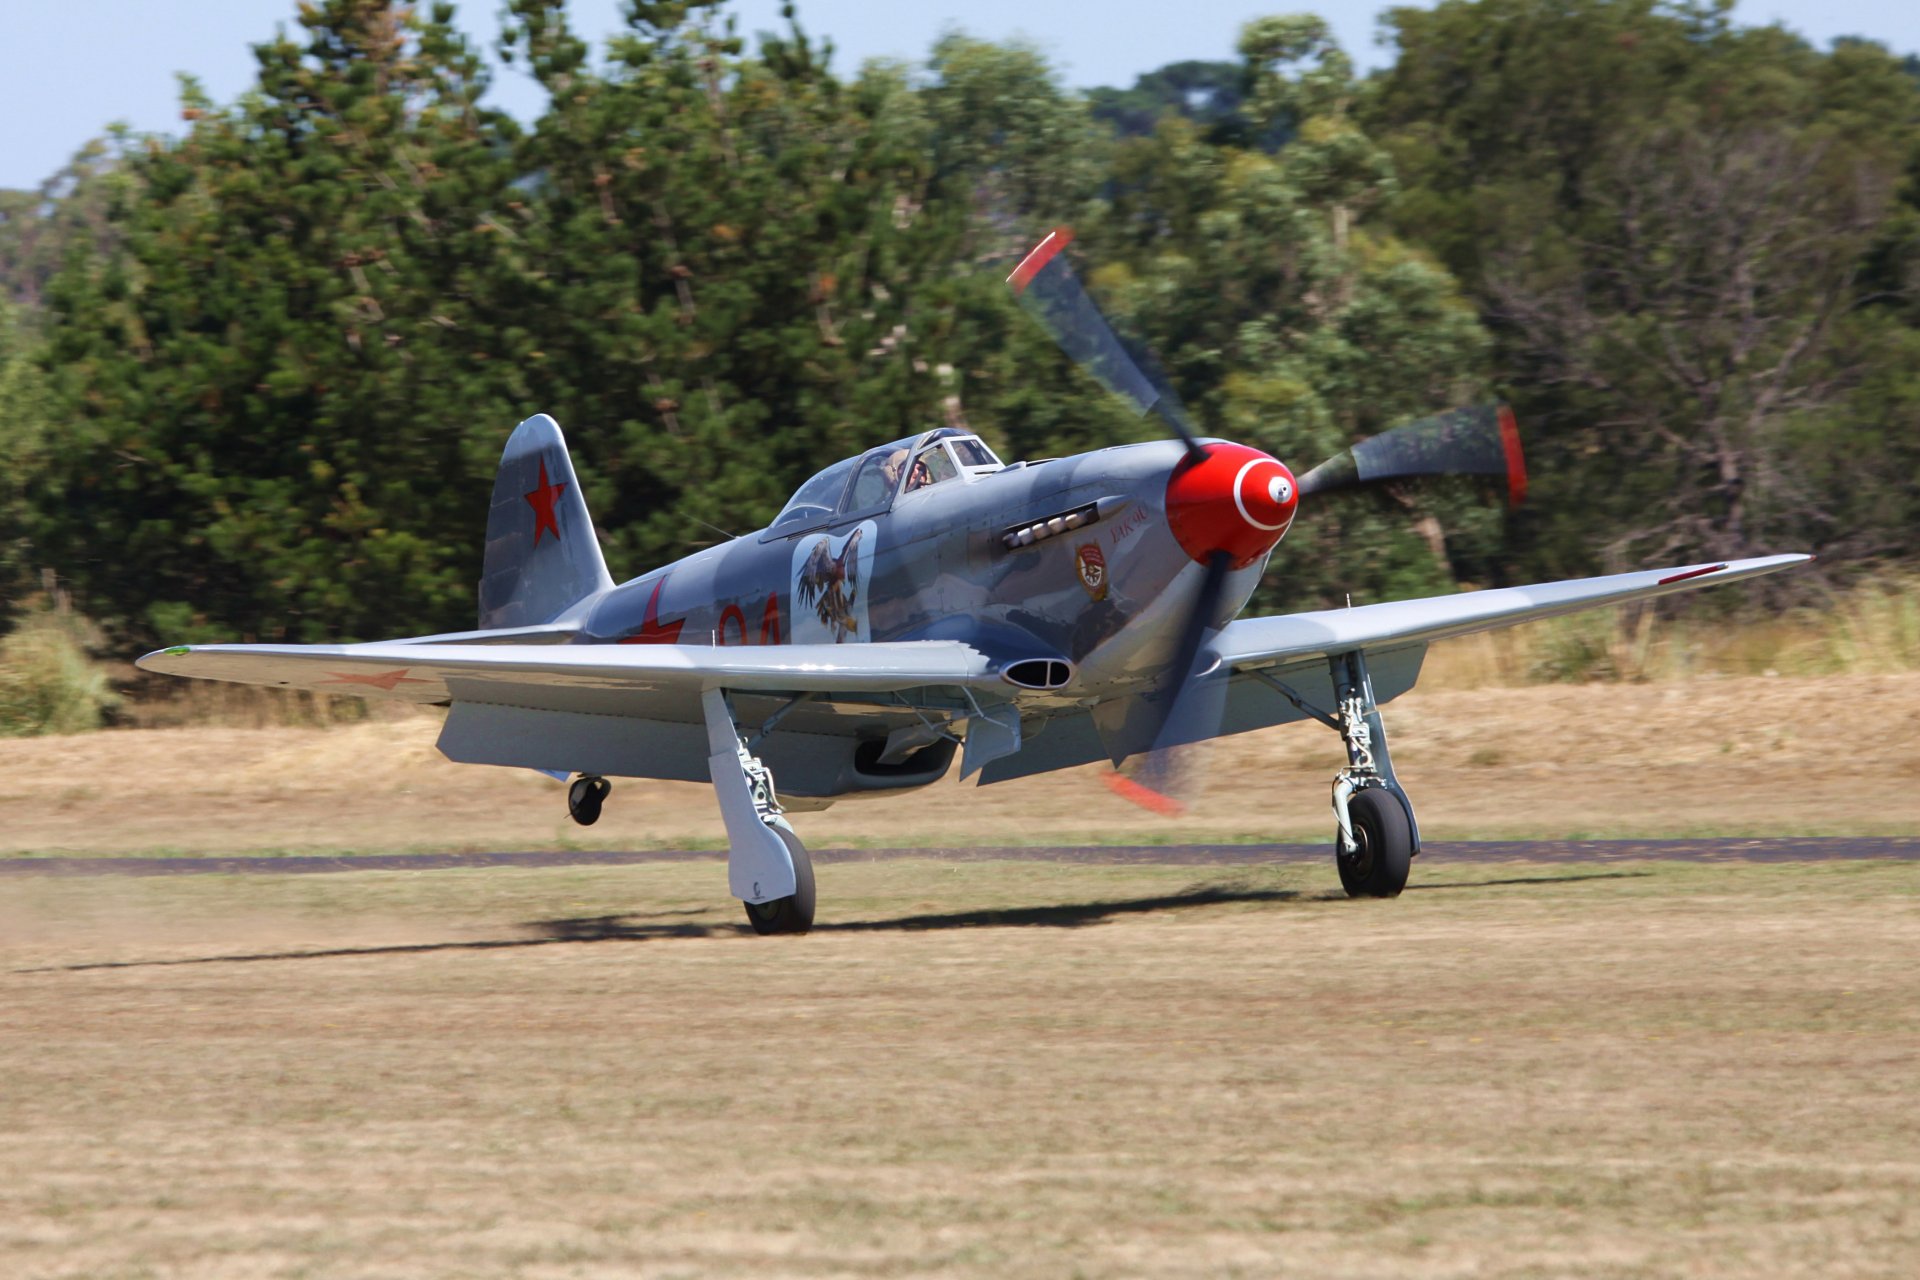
[35,0,522,644]
[1489,125,1900,563]
[1078,17,1498,607]
[0,299,52,618]
[1367,0,1920,576]
[1087,60,1248,140]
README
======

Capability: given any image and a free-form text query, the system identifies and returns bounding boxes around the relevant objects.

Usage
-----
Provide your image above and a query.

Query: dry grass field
[4,674,1918,1276]
[4,856,1918,1278]
[3,672,1920,857]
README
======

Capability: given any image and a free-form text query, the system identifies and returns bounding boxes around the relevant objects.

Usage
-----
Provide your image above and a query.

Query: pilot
[880,448,909,490]
[904,455,933,492]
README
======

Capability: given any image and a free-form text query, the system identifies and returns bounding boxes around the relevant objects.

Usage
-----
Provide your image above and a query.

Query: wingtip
[135,645,193,671]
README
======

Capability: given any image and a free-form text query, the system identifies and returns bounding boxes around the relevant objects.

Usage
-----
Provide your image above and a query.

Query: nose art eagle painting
[793,524,870,644]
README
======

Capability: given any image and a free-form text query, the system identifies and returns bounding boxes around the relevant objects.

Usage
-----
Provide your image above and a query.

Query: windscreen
[773,458,857,527]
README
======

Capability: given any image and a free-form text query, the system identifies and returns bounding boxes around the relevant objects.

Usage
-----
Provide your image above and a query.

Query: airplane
[138,228,1810,934]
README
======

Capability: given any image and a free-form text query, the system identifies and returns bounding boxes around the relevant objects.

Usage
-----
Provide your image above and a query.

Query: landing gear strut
[567,774,611,826]
[1257,650,1418,898]
[701,688,815,935]
[1329,650,1417,898]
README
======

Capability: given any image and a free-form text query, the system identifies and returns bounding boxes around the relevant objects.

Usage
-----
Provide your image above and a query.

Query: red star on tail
[524,458,567,546]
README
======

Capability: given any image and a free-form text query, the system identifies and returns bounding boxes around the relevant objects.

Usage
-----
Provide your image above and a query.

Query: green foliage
[1079,17,1495,608]
[0,299,51,617]
[1087,60,1248,140]
[1366,0,1920,576]
[33,0,524,643]
[1,0,1915,658]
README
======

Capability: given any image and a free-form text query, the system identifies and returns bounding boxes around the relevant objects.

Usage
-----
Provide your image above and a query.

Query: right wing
[1214,554,1811,674]
[977,553,1811,785]
[136,638,1002,704]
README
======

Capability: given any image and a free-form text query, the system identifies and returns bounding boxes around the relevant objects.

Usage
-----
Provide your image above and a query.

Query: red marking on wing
[620,577,686,644]
[1657,564,1728,586]
[1103,770,1187,818]
[1007,226,1075,294]
[524,457,567,545]
[1498,404,1527,508]
[321,669,428,691]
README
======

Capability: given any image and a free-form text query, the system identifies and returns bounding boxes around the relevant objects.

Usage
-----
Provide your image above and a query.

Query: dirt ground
[2,673,1916,856]
[3,857,1917,1278]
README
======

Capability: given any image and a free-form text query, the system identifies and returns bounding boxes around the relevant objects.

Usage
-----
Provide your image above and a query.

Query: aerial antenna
[690,515,739,542]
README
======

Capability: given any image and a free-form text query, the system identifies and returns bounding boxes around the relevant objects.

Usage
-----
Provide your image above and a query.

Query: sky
[2,0,1916,190]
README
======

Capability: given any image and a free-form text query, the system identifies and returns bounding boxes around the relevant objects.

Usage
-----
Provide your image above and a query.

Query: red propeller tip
[1103,770,1187,817]
[1007,227,1076,295]
[1498,404,1527,508]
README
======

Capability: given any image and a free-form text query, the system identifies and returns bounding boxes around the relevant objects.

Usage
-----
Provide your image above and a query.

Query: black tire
[743,825,816,935]
[568,776,609,827]
[1336,787,1412,899]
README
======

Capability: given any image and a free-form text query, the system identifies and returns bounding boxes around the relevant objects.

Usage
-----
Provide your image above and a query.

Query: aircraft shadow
[17,873,1636,973]
[21,884,1292,972]
[1404,870,1652,891]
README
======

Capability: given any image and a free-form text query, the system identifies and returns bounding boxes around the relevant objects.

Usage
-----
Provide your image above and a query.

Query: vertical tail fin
[479,415,614,630]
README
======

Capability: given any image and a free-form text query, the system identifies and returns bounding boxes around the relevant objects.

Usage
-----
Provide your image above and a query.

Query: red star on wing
[524,458,568,546]
[320,669,429,692]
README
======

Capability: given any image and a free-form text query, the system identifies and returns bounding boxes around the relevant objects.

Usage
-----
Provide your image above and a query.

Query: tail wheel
[744,825,816,935]
[1337,786,1412,899]
[567,775,611,827]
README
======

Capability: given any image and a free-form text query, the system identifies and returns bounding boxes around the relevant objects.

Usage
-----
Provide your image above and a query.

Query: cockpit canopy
[771,429,1004,531]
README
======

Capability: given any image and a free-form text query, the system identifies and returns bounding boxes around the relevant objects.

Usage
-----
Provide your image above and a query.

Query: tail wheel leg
[567,774,610,826]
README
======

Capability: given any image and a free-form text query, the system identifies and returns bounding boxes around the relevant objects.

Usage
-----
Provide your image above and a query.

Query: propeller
[1008,227,1208,465]
[1296,403,1527,508]
[1007,227,1527,815]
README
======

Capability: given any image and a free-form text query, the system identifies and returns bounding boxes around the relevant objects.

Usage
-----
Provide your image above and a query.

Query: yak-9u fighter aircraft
[140,230,1809,933]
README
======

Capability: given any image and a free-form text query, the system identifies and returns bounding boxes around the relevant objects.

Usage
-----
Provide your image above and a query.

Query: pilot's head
[882,448,909,487]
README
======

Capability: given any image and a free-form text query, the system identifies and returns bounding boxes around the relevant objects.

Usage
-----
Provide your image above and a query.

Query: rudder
[479,415,614,630]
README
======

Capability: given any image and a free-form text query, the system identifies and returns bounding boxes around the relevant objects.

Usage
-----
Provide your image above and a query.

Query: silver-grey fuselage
[576,439,1266,693]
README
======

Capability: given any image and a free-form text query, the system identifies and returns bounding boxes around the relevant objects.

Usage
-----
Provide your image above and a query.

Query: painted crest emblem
[1075,543,1109,601]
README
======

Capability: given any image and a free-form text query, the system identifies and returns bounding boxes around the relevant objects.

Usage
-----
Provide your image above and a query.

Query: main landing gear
[701,688,815,935]
[1261,650,1419,898]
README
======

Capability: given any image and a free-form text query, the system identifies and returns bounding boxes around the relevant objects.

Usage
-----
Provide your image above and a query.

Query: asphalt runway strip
[2,837,1917,876]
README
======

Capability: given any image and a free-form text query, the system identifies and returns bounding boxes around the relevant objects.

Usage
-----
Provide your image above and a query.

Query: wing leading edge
[1215,554,1812,673]
[135,638,1003,704]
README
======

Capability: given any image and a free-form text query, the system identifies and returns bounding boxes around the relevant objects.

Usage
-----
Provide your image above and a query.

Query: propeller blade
[1103,550,1235,816]
[1296,403,1526,507]
[1009,227,1208,464]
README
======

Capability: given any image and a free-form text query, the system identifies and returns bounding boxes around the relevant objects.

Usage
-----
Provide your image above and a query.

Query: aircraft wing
[135,638,1003,703]
[1215,553,1812,673]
